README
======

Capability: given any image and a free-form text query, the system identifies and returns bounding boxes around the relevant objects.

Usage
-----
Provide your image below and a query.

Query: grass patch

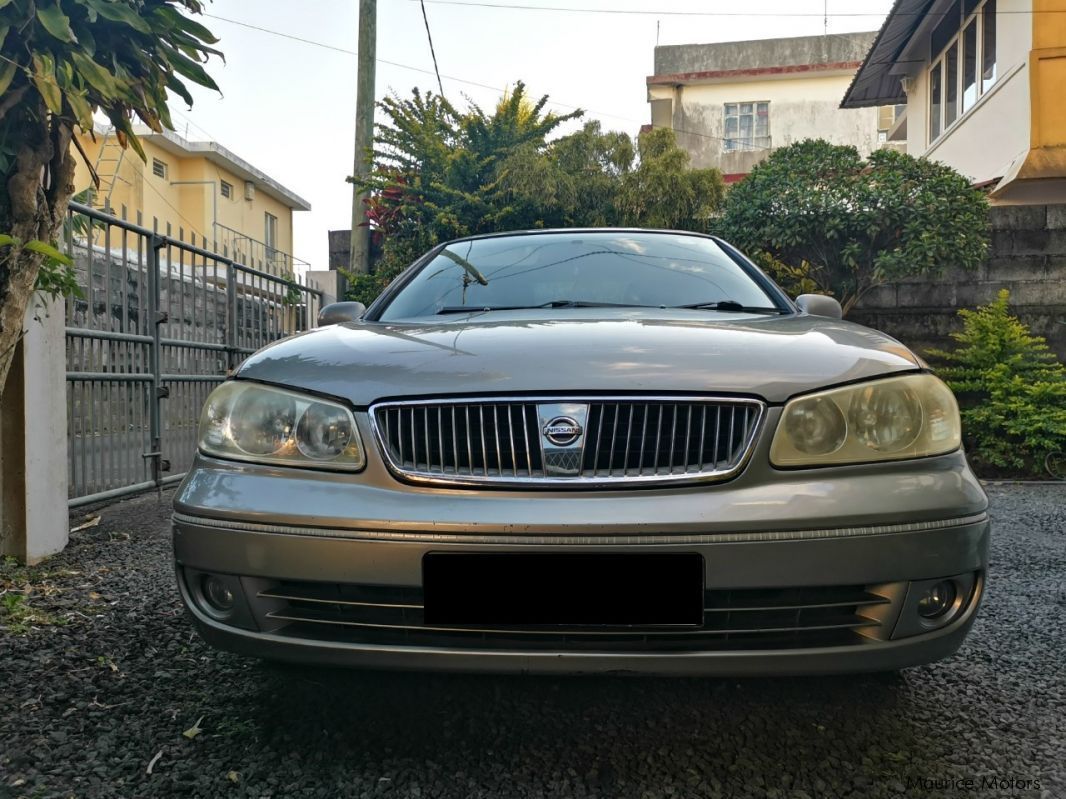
[0,592,61,634]
[0,555,71,634]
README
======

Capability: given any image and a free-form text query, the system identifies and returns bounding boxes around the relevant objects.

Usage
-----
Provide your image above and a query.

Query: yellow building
[72,125,311,273]
[842,0,1066,204]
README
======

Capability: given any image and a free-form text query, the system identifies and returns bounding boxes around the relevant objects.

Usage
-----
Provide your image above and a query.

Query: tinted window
[378,232,777,320]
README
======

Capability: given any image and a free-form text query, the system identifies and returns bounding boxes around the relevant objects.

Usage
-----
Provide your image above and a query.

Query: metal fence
[63,201,324,507]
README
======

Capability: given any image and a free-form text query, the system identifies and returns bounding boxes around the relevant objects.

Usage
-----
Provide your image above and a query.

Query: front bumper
[173,448,989,675]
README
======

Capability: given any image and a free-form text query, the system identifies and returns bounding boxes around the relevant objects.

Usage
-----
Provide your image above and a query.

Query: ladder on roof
[91,126,129,215]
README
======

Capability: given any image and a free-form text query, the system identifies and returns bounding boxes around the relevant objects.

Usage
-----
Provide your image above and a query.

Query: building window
[264,212,278,257]
[220,180,232,199]
[929,65,942,142]
[877,105,899,143]
[928,0,997,145]
[982,0,997,92]
[724,102,770,151]
[962,18,978,111]
[151,158,167,179]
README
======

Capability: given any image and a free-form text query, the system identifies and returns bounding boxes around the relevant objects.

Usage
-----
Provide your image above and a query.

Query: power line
[203,14,360,55]
[200,13,769,148]
[419,0,446,96]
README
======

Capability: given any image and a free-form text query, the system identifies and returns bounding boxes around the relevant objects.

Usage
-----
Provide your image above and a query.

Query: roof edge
[129,125,312,211]
[649,60,864,86]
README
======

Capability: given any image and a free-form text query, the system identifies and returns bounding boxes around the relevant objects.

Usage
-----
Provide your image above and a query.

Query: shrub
[929,289,1066,477]
[717,140,989,314]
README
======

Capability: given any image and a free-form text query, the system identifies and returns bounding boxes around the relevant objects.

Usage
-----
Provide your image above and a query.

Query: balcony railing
[213,223,310,278]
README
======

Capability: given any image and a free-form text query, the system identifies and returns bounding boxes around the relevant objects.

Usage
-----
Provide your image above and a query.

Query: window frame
[264,211,278,257]
[151,158,168,179]
[220,180,233,199]
[928,0,997,146]
[723,101,770,152]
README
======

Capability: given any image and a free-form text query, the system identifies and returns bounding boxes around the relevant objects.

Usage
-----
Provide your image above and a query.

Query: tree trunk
[0,114,76,399]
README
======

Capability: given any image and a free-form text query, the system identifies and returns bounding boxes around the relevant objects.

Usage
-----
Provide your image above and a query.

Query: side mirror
[795,294,843,319]
[317,301,366,326]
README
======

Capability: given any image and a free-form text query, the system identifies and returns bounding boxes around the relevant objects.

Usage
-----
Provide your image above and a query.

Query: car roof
[442,228,721,246]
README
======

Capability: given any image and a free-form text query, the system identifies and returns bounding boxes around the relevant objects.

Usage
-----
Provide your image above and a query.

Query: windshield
[376,232,780,321]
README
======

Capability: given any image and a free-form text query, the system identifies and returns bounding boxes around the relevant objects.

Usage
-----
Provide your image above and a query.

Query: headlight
[198,382,365,470]
[770,373,961,467]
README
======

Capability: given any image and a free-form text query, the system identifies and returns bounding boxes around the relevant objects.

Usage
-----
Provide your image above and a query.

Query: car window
[377,232,777,320]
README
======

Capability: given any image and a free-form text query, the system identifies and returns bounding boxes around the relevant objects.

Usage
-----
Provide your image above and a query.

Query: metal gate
[63,201,324,507]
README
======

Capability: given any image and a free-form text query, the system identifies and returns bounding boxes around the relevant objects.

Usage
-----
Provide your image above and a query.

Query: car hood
[236,309,920,405]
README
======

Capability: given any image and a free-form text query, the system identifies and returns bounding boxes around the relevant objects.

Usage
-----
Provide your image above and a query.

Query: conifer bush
[930,289,1066,477]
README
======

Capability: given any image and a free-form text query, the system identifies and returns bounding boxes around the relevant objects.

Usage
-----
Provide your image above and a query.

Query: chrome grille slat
[372,396,763,486]
[437,406,444,475]
[267,609,880,637]
[260,580,889,650]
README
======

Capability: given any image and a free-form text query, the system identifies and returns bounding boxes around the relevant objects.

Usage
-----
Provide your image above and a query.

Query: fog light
[202,575,236,613]
[917,580,956,619]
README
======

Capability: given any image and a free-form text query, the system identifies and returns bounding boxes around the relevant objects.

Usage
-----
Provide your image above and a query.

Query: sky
[173,0,896,274]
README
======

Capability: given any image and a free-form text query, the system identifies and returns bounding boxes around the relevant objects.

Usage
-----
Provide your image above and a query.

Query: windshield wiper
[436,304,530,314]
[436,299,653,315]
[537,299,653,309]
[675,300,784,314]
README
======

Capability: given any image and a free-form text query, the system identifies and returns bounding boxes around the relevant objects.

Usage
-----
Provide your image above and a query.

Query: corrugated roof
[840,0,937,109]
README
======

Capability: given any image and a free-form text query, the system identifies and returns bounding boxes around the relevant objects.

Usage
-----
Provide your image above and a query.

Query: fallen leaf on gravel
[183,716,205,739]
[227,771,240,784]
[70,516,101,533]
[146,750,163,775]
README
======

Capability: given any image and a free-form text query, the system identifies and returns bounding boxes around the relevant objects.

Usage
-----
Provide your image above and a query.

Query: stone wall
[851,204,1066,361]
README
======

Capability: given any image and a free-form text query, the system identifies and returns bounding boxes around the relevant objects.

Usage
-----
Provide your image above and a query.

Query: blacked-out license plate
[422,553,704,627]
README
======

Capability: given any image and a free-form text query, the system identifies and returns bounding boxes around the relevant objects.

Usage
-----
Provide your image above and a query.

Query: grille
[254,581,892,652]
[371,397,764,486]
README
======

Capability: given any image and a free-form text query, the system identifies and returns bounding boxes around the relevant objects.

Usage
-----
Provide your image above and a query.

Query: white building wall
[905,0,1033,182]
[656,74,883,172]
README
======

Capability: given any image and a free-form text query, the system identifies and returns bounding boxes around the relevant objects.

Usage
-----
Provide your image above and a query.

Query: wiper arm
[439,248,488,286]
[676,300,784,314]
[436,305,529,314]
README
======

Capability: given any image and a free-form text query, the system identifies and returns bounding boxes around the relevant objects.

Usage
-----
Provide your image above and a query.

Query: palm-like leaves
[0,0,221,169]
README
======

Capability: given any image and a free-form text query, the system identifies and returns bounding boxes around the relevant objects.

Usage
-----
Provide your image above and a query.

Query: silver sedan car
[173,229,988,675]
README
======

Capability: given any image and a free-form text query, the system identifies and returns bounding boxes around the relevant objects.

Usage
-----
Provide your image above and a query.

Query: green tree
[352,83,582,303]
[617,128,724,232]
[0,0,221,395]
[718,139,989,314]
[929,289,1066,476]
[350,90,727,306]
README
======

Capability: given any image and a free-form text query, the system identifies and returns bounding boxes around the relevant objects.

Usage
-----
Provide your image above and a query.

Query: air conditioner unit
[244,180,255,201]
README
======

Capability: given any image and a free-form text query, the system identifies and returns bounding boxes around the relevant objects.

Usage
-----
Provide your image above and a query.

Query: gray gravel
[1,484,1063,799]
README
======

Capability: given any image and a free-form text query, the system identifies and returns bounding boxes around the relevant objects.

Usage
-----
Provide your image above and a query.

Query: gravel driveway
[1,484,1063,799]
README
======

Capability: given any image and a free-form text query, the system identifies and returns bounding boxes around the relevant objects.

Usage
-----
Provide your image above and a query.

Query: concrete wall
[654,33,876,76]
[851,204,1066,360]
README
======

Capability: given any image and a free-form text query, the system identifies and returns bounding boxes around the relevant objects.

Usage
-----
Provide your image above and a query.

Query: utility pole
[349,0,376,274]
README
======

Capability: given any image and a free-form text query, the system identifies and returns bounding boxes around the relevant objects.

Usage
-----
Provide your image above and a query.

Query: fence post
[0,294,70,563]
[225,262,237,372]
[146,237,165,494]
